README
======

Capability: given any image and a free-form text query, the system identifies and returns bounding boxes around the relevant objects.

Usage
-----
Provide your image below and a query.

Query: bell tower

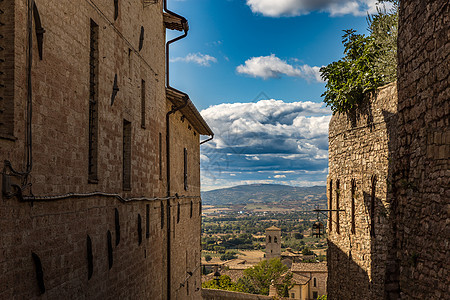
[265,226,281,260]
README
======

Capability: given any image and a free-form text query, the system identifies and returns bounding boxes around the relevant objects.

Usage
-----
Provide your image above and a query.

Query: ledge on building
[166,87,214,136]
[164,12,189,31]
[202,288,273,300]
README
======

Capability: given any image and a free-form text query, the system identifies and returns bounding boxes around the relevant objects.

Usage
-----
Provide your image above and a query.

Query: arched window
[313,277,317,287]
[274,236,277,243]
[177,202,181,224]
[268,236,272,243]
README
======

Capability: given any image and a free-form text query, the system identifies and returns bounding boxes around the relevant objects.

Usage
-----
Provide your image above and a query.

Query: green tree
[320,1,398,113]
[237,258,289,295]
[202,275,241,292]
[220,251,238,261]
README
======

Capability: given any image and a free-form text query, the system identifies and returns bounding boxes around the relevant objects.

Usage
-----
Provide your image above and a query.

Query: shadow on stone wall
[327,241,371,299]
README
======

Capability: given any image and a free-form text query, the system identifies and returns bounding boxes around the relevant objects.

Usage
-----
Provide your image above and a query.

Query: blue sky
[166,0,385,191]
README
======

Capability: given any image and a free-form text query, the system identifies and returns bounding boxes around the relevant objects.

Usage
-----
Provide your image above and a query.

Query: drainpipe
[200,135,214,145]
[164,1,189,299]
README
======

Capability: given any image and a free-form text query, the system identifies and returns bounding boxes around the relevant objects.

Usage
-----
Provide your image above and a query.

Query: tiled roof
[291,262,327,273]
[266,225,281,231]
[166,87,214,136]
[275,272,310,286]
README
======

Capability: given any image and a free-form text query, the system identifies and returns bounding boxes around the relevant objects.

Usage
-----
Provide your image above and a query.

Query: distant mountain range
[201,184,326,207]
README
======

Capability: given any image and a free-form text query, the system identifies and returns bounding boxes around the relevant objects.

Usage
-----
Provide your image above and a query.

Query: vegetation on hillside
[320,0,398,113]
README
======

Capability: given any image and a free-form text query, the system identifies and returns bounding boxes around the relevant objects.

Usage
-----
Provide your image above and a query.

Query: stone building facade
[0,0,212,299]
[394,0,449,298]
[327,83,398,299]
[327,1,449,299]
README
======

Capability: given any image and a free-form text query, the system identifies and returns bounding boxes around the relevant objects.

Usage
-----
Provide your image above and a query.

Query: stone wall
[327,83,398,299]
[0,0,204,299]
[394,1,449,298]
[202,289,273,300]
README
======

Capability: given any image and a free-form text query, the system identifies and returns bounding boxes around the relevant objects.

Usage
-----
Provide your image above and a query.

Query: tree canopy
[320,1,398,113]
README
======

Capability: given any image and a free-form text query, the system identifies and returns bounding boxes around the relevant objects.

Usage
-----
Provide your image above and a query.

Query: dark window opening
[141,79,146,128]
[313,291,318,299]
[268,235,271,243]
[370,175,377,237]
[88,19,99,183]
[190,201,193,218]
[336,179,340,234]
[313,277,317,287]
[160,201,164,229]
[146,204,150,239]
[351,179,356,234]
[177,202,181,223]
[113,0,119,21]
[329,180,333,232]
[159,133,162,180]
[184,148,188,191]
[123,119,131,191]
[274,236,277,243]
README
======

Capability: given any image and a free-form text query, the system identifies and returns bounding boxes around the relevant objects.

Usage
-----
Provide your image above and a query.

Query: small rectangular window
[141,79,146,128]
[123,119,131,191]
[88,19,99,183]
[183,148,188,191]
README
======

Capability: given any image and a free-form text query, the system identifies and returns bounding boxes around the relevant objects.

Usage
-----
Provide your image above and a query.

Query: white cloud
[236,54,324,82]
[200,99,332,190]
[246,0,385,17]
[274,175,287,178]
[170,53,217,66]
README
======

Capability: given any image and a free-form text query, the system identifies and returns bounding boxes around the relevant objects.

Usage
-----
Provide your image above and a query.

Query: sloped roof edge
[166,87,214,136]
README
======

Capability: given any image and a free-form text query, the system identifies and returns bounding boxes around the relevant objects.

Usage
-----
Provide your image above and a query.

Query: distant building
[270,262,327,300]
[265,225,281,259]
